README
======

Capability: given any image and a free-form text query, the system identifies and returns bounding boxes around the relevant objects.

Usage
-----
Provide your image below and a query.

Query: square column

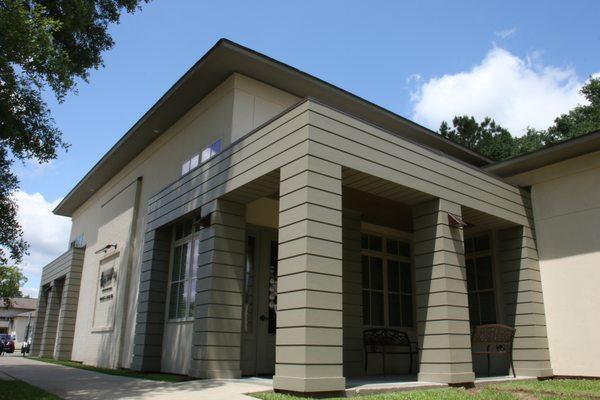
[54,269,82,360]
[498,225,553,377]
[413,199,475,384]
[39,279,63,358]
[31,287,49,357]
[189,199,246,379]
[131,228,171,372]
[274,155,345,394]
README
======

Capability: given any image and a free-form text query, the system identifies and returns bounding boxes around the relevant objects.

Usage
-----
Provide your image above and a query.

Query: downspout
[117,176,143,368]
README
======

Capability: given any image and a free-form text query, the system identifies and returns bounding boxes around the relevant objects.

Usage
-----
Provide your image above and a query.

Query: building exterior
[0,298,37,345]
[486,131,600,378]
[31,39,597,394]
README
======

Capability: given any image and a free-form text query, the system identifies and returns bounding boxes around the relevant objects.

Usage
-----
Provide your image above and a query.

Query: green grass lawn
[31,357,188,382]
[253,379,600,400]
[0,379,61,400]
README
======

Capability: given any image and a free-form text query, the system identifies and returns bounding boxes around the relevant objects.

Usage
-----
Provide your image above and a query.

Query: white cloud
[12,190,71,298]
[495,27,517,39]
[410,47,591,136]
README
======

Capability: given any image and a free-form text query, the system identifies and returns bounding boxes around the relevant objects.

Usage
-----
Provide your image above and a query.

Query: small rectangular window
[201,146,212,163]
[201,139,222,163]
[181,160,190,175]
[189,154,199,170]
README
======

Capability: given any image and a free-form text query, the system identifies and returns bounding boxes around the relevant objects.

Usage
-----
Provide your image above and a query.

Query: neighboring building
[0,298,37,344]
[31,39,597,394]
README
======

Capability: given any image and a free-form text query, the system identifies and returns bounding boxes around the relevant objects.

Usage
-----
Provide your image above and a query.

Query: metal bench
[363,328,418,376]
[471,324,516,377]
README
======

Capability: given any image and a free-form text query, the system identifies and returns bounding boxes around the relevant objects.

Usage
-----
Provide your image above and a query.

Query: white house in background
[1,298,37,344]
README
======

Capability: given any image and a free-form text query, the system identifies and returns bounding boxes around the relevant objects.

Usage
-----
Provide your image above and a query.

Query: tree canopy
[0,265,26,307]
[0,0,148,266]
[439,77,600,161]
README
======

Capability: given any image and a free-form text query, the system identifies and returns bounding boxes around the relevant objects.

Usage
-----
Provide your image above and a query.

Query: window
[361,233,413,328]
[201,139,222,163]
[168,218,201,320]
[465,234,496,326]
[70,233,85,248]
[181,138,223,176]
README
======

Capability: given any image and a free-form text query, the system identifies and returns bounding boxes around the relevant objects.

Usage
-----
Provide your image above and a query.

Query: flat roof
[484,130,600,178]
[54,39,490,216]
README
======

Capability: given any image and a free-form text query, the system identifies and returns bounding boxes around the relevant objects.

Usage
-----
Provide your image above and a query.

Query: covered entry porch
[133,99,552,394]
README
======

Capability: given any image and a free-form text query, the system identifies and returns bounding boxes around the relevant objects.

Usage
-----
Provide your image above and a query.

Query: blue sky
[14,0,600,296]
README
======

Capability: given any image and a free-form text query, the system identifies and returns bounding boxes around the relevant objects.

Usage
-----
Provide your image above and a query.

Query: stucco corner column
[274,155,345,394]
[189,198,246,379]
[498,225,553,378]
[412,199,475,384]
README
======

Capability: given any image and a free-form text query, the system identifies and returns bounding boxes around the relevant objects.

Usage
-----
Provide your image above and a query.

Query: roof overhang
[54,39,490,216]
[484,130,600,180]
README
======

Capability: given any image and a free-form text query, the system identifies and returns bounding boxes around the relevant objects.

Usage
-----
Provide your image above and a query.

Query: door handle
[259,315,267,321]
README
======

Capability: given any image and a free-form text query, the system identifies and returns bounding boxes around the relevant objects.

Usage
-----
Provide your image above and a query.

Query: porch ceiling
[342,167,516,234]
[462,206,515,234]
[342,168,434,206]
[222,170,280,204]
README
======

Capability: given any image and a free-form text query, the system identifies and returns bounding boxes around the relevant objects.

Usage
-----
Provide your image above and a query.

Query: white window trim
[361,229,415,330]
[165,226,200,323]
[465,232,499,326]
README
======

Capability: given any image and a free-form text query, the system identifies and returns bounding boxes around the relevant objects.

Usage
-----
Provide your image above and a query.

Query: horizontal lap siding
[146,108,311,232]
[342,209,363,377]
[41,248,84,286]
[55,248,84,360]
[143,100,528,236]
[498,226,552,377]
[306,104,529,226]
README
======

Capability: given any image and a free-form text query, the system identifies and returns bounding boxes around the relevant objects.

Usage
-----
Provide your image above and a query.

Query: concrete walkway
[0,355,273,400]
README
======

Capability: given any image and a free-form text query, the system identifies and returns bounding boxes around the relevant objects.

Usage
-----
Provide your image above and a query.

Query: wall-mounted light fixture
[95,244,117,254]
[194,214,212,229]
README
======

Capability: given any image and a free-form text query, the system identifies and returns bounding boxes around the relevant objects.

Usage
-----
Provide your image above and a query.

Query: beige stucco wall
[508,150,600,377]
[68,74,298,370]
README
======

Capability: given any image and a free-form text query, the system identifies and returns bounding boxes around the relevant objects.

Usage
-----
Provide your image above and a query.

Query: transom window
[167,218,201,320]
[361,232,413,328]
[181,138,222,176]
[465,234,496,326]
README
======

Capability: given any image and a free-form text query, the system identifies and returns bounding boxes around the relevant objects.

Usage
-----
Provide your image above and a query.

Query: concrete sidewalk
[0,355,273,400]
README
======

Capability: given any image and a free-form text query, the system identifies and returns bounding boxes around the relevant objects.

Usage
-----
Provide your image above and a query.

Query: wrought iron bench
[363,328,418,376]
[471,324,516,377]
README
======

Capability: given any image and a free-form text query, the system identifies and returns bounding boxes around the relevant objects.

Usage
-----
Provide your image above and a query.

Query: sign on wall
[92,252,119,331]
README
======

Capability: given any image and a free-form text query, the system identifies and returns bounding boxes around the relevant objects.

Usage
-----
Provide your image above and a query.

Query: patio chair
[363,328,418,376]
[471,324,516,378]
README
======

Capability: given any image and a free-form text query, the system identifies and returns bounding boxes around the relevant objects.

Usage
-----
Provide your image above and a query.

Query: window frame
[165,219,201,323]
[361,227,415,329]
[181,138,223,177]
[464,232,499,326]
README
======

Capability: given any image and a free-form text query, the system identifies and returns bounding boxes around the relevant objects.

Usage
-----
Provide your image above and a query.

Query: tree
[546,77,600,142]
[439,116,517,161]
[0,265,27,307]
[0,0,148,266]
[439,77,600,161]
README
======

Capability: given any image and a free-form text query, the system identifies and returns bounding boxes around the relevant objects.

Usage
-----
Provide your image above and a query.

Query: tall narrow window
[361,232,413,328]
[465,234,496,325]
[168,218,201,320]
